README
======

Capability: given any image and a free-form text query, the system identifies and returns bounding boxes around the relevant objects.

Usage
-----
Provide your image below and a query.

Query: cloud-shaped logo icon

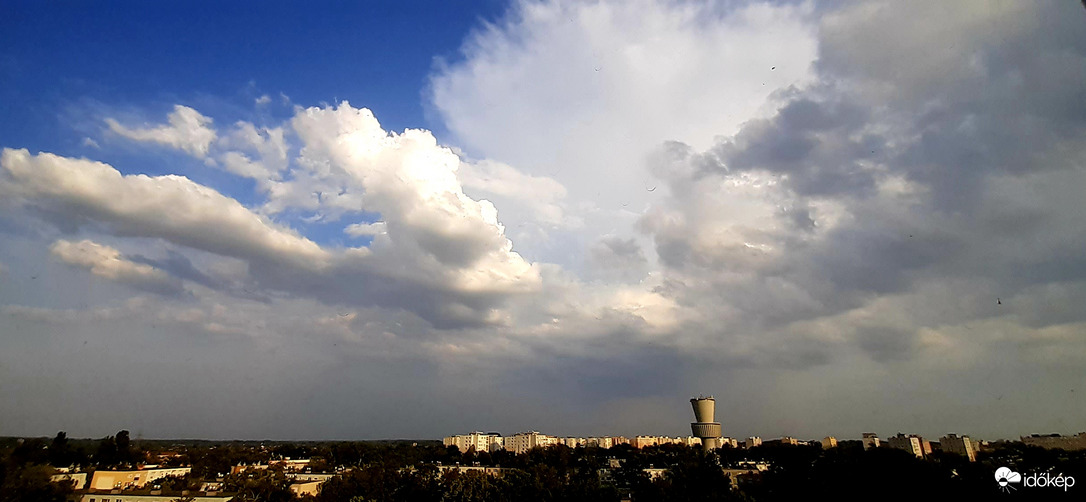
[996,467,1022,492]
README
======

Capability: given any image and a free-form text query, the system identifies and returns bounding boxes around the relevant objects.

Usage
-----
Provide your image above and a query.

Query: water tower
[690,396,723,450]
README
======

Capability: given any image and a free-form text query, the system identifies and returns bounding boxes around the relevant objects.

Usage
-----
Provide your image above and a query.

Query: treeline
[307,444,738,502]
[4,432,1086,501]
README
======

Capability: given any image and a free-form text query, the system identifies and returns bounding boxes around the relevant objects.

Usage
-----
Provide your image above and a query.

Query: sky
[1,0,1084,442]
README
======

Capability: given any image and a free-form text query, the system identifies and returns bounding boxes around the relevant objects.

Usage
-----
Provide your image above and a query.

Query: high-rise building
[1020,433,1086,451]
[888,433,925,458]
[690,396,723,450]
[862,433,881,450]
[505,431,560,454]
[940,434,977,462]
[443,432,505,453]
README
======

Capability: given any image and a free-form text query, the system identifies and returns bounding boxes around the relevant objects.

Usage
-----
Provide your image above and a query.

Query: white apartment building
[861,433,881,450]
[888,434,925,458]
[88,468,192,491]
[82,495,231,502]
[505,431,560,454]
[587,437,613,448]
[940,434,977,462]
[443,432,505,453]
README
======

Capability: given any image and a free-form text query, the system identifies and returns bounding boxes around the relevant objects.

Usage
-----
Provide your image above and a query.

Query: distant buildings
[631,436,704,448]
[762,436,799,447]
[887,434,925,458]
[230,458,311,475]
[443,431,505,453]
[88,467,191,490]
[443,431,708,453]
[940,434,978,462]
[505,431,560,454]
[290,481,323,497]
[50,471,88,490]
[861,433,881,450]
[821,436,838,449]
[437,465,514,476]
[631,435,659,449]
[1020,433,1086,451]
[80,495,232,502]
[744,437,762,449]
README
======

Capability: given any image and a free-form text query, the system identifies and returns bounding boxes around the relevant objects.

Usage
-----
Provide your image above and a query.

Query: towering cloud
[1,0,1084,440]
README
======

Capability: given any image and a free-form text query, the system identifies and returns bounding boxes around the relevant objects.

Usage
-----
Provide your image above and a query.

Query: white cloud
[288,102,540,294]
[429,0,819,266]
[216,121,289,182]
[5,1,1086,439]
[106,105,217,157]
[458,158,570,227]
[344,221,386,237]
[1,148,328,270]
[50,239,181,294]
[1,102,543,325]
[255,94,272,105]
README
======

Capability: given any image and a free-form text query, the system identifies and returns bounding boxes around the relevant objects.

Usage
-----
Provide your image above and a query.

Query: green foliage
[3,433,1084,501]
[0,461,72,502]
[224,466,294,502]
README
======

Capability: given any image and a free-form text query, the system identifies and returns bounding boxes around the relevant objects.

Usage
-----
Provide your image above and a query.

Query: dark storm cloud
[130,250,225,290]
[636,1,1086,369]
[588,235,649,282]
[712,95,882,197]
[3,0,1086,441]
[856,327,919,363]
[501,335,689,405]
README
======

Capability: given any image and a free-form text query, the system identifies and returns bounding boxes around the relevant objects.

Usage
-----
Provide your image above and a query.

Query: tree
[224,467,294,502]
[0,463,72,502]
[95,436,118,467]
[47,433,70,468]
[116,430,132,464]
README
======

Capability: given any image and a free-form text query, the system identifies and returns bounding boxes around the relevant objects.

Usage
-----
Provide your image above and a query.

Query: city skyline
[2,1,1086,441]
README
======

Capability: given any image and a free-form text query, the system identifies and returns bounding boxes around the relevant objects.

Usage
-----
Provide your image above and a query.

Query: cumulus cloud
[50,239,183,295]
[3,0,1086,440]
[0,148,328,270]
[626,0,1086,368]
[285,103,540,293]
[106,105,217,157]
[344,221,386,237]
[428,0,820,278]
[1,101,542,327]
[587,235,647,282]
[217,121,289,181]
[457,159,569,227]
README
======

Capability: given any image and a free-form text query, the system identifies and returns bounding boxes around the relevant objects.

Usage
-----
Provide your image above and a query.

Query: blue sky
[1,0,506,248]
[1,0,503,150]
[1,1,1085,441]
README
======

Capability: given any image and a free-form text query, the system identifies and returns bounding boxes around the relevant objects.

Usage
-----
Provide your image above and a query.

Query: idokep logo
[996,466,1076,493]
[995,467,1021,493]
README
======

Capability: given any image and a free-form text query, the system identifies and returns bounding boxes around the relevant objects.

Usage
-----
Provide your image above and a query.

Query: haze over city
[1,0,1085,443]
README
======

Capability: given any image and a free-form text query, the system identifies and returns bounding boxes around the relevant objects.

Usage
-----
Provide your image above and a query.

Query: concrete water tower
[690,396,723,450]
